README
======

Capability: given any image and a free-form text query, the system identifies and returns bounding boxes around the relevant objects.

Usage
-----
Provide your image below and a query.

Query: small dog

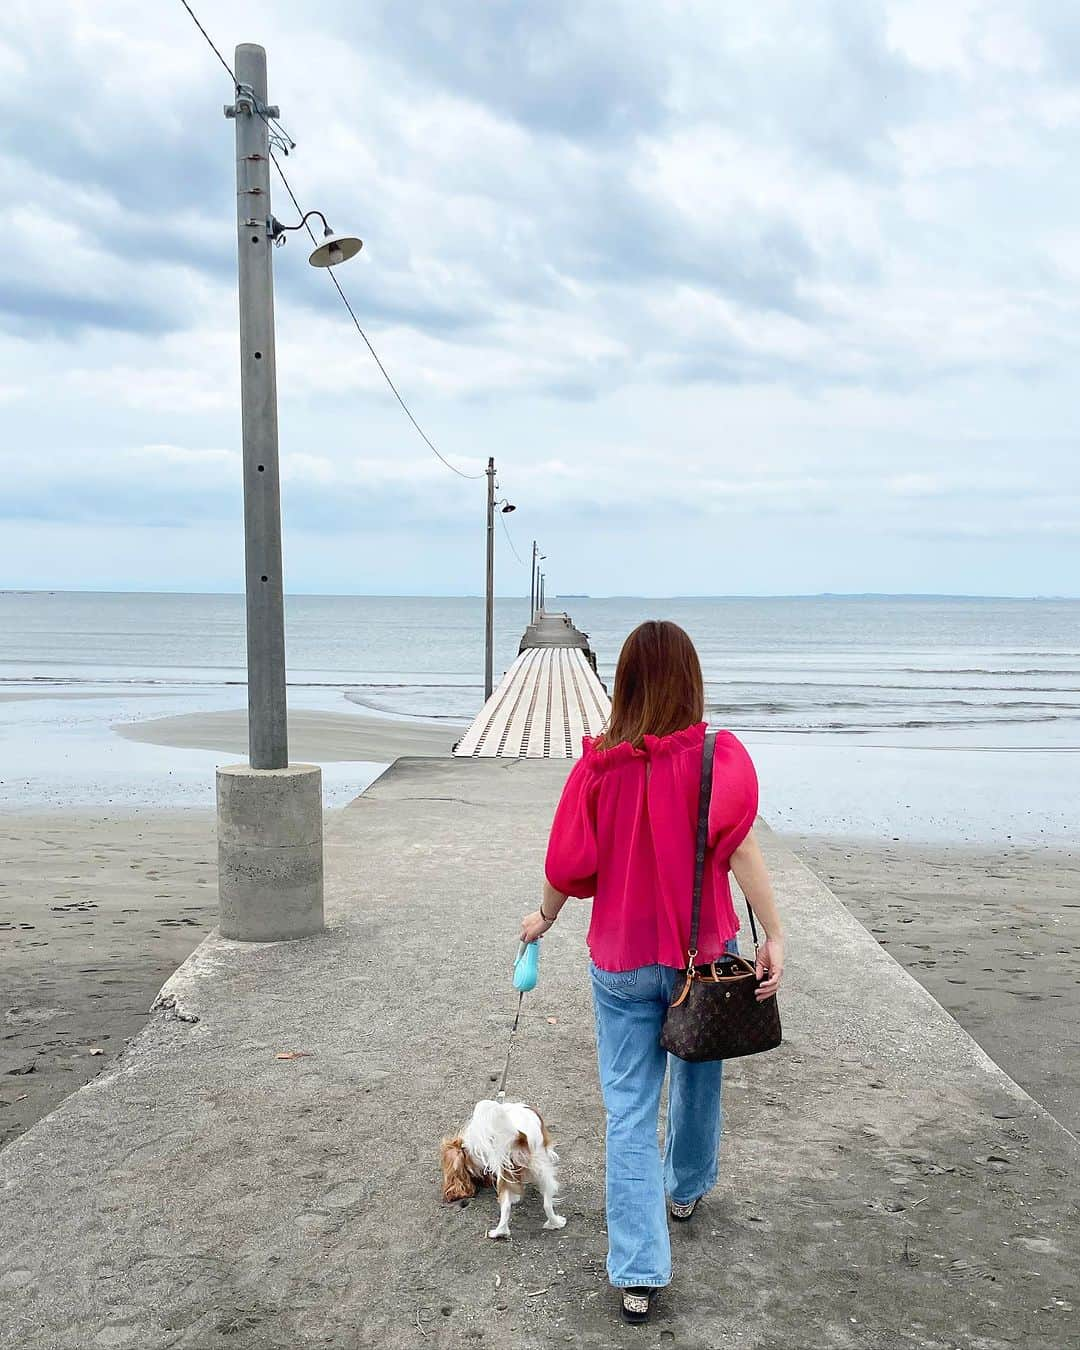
[440,1099,567,1239]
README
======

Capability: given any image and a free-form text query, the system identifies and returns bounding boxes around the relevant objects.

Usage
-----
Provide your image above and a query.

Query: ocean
[1,591,1077,840]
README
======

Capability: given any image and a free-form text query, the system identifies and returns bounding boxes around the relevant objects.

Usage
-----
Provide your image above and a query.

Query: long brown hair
[596,620,704,751]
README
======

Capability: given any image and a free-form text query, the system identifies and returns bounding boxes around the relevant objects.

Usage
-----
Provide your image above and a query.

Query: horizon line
[2,588,1077,602]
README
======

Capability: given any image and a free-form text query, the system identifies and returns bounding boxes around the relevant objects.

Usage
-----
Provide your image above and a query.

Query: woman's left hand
[754,935,785,1001]
[520,910,554,943]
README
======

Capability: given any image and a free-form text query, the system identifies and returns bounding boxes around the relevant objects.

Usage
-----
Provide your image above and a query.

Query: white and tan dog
[440,1099,566,1239]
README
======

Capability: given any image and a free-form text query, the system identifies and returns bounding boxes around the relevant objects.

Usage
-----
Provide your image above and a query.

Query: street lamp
[484,457,516,700]
[531,544,546,622]
[216,43,362,944]
[268,210,364,268]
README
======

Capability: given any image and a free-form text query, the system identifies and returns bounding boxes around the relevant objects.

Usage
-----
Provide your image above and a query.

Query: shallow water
[1,591,1077,840]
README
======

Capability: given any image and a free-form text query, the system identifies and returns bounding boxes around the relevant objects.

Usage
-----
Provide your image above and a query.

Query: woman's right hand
[520,910,554,944]
[754,935,785,1001]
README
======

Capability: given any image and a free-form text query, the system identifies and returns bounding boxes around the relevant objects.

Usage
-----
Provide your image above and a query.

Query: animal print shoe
[669,1197,700,1222]
[620,1287,657,1324]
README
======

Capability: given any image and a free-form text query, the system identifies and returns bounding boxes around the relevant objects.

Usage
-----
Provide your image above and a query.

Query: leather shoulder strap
[688,731,717,960]
[688,730,761,963]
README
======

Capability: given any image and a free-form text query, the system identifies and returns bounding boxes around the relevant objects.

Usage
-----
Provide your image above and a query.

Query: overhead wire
[178,0,234,82]
[269,151,484,481]
[498,510,527,567]
[178,0,295,154]
[177,0,499,488]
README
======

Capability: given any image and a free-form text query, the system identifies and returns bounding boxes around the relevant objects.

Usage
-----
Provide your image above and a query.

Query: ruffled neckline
[581,721,707,771]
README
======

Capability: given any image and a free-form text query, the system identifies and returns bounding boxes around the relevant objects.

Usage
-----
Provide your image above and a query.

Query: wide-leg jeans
[589,937,739,1289]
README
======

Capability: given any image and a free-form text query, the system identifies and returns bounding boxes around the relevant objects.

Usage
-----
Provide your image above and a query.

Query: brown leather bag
[659,731,782,1063]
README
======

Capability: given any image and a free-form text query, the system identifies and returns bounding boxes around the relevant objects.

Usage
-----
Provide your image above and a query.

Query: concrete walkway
[518,612,593,653]
[1,759,1078,1349]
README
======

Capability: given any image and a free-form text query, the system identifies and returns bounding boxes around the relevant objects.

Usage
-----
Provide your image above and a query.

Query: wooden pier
[454,612,610,758]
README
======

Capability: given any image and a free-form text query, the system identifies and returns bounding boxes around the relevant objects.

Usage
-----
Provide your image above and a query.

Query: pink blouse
[544,722,758,972]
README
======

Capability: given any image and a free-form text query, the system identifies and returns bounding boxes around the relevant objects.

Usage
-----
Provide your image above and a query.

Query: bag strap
[688,730,760,969]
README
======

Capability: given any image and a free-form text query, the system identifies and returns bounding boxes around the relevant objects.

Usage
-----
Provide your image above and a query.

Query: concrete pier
[1,757,1077,1348]
[519,610,593,655]
[455,611,610,758]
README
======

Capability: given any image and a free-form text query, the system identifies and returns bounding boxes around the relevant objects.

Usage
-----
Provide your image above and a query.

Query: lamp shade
[308,230,363,268]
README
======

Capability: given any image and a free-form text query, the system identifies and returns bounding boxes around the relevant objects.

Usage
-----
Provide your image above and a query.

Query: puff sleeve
[544,754,599,898]
[707,731,759,861]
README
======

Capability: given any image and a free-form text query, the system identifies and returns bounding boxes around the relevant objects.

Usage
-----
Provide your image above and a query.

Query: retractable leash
[495,940,540,1101]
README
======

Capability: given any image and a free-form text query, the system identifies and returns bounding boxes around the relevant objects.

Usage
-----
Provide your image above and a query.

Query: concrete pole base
[216,763,324,942]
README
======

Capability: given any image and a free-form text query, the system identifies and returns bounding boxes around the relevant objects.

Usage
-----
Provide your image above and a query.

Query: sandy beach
[0,811,217,1147]
[114,706,461,761]
[0,704,470,1147]
[786,834,1080,1138]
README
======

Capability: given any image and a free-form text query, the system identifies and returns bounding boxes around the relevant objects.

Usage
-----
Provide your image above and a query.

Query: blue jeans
[589,936,739,1289]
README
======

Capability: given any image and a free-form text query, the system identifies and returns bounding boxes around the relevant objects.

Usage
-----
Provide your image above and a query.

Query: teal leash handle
[513,939,541,992]
[497,940,541,1100]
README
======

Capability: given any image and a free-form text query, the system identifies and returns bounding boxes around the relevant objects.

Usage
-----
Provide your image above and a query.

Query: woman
[520,620,785,1324]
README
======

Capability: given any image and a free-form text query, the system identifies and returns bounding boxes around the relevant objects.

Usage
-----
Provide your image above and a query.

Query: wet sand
[114,706,461,761]
[785,834,1080,1138]
[0,812,217,1147]
[1,703,464,1145]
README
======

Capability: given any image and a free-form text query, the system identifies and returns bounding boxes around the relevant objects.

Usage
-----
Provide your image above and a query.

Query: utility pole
[230,46,288,770]
[530,540,537,622]
[216,43,323,943]
[539,571,545,613]
[484,457,496,700]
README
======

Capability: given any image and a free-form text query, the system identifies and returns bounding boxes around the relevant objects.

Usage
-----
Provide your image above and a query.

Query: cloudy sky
[2,1,1078,597]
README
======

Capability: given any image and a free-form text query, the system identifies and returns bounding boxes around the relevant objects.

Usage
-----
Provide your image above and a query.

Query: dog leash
[495,991,525,1102]
[495,941,540,1101]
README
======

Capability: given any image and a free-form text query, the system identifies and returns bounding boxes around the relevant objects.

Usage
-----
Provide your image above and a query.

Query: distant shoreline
[3,589,1077,601]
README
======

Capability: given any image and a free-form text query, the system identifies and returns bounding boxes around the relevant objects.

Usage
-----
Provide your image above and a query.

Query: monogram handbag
[660,731,782,1063]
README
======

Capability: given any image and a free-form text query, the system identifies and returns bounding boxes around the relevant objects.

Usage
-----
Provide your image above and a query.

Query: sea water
[1,591,1077,840]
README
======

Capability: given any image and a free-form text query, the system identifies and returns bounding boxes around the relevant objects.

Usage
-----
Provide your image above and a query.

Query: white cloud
[0,0,1078,595]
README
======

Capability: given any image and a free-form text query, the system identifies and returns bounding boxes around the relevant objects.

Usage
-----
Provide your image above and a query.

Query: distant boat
[558,593,589,598]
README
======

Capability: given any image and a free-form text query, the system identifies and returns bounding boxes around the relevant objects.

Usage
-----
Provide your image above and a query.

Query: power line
[178,0,295,154]
[499,510,527,567]
[270,151,484,481]
[177,0,490,484]
[178,0,234,82]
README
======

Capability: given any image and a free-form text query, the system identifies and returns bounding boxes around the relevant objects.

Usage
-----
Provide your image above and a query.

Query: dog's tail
[518,1106,551,1157]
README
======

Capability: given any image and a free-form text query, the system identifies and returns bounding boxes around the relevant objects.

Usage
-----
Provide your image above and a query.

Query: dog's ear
[439,1137,477,1202]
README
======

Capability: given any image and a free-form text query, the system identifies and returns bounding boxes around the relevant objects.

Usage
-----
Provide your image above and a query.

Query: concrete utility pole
[539,571,545,613]
[531,545,545,623]
[231,46,287,771]
[217,43,323,943]
[484,457,496,701]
